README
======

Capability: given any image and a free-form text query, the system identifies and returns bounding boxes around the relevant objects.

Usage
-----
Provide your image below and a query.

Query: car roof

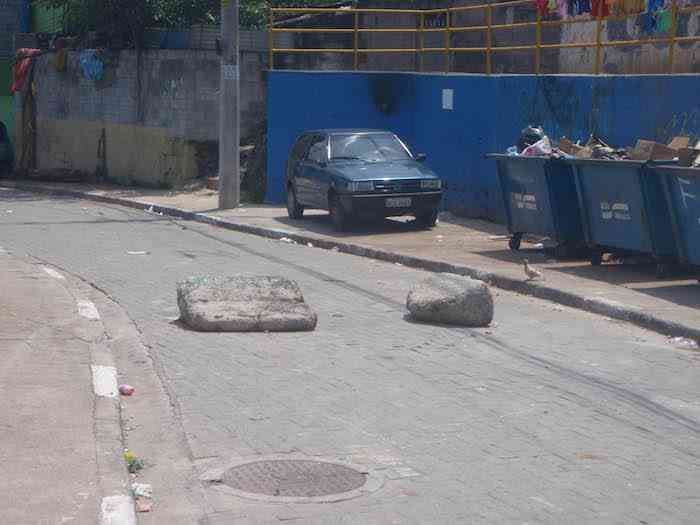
[304,129,393,136]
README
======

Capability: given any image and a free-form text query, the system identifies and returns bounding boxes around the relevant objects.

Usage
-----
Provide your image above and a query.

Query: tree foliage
[36,0,347,44]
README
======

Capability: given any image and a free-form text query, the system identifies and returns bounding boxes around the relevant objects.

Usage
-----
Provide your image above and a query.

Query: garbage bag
[517,125,545,153]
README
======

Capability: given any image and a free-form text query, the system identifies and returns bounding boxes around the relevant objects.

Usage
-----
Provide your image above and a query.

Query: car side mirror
[415,153,427,162]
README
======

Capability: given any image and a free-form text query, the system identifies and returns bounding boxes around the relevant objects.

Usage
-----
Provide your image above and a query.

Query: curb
[31,256,136,524]
[6,181,700,343]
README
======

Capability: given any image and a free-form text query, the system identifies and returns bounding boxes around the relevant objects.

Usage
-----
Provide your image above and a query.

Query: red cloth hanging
[535,0,550,16]
[592,0,610,16]
[11,49,42,94]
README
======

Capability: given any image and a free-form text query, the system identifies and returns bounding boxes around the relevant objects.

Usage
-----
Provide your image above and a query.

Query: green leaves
[34,0,345,35]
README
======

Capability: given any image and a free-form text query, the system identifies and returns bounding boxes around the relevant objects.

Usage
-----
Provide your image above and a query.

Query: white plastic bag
[522,136,552,157]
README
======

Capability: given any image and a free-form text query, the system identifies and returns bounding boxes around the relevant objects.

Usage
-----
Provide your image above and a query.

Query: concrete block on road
[406,274,493,327]
[177,275,318,332]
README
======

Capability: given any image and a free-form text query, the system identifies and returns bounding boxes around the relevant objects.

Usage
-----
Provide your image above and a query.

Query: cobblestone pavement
[1,188,699,524]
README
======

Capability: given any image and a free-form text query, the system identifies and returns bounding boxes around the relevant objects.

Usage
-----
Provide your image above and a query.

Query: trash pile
[558,135,628,160]
[507,125,700,166]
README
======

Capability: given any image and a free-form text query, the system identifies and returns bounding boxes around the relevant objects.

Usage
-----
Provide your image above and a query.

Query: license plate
[386,197,412,208]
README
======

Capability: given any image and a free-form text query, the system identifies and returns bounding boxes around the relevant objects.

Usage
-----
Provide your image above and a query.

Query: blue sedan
[286,129,443,231]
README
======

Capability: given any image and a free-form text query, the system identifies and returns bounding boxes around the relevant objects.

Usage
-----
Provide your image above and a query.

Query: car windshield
[330,133,411,162]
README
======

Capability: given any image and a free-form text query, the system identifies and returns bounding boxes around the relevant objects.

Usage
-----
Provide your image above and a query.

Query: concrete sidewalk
[0,253,134,524]
[2,180,699,341]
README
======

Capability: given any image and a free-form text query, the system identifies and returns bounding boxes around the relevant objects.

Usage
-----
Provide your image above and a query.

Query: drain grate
[221,459,368,498]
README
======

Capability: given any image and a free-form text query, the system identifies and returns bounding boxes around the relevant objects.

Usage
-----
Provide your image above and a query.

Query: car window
[306,135,328,164]
[330,133,411,162]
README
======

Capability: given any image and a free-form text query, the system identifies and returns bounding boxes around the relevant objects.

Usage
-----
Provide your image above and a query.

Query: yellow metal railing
[269,2,700,74]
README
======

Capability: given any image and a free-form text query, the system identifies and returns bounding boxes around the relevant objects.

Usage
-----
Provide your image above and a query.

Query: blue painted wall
[267,71,700,222]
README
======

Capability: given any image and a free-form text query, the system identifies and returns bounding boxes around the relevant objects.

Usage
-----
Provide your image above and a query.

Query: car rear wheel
[415,209,439,229]
[286,185,304,220]
[329,196,348,232]
[0,161,11,179]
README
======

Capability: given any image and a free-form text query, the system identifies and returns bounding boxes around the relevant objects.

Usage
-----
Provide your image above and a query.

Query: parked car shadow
[274,213,425,238]
[633,282,700,310]
[438,214,512,237]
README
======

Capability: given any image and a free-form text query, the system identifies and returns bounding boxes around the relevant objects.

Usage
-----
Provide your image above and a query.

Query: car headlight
[348,181,374,193]
[421,179,442,190]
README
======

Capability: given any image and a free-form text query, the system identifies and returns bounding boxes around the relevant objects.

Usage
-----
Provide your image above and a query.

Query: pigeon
[523,258,545,281]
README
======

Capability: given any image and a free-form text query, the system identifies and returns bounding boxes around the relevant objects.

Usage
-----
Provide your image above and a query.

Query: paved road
[1,187,699,524]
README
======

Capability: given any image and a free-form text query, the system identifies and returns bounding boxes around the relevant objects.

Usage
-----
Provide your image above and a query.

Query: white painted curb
[100,495,136,525]
[91,365,118,398]
[42,266,65,280]
[78,300,101,320]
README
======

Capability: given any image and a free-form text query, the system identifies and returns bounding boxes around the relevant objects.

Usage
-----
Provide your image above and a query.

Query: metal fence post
[354,11,359,70]
[668,0,678,73]
[268,9,274,70]
[535,9,542,74]
[486,4,493,75]
[594,12,603,74]
[419,12,425,72]
[445,9,451,73]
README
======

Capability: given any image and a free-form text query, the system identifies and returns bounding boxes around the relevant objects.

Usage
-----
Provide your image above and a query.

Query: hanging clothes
[548,0,558,14]
[577,0,592,15]
[535,0,550,16]
[592,0,610,16]
[655,8,672,32]
[79,49,104,81]
[647,0,665,13]
[640,10,656,32]
[11,49,41,94]
[606,0,619,15]
[622,0,645,14]
[558,0,570,18]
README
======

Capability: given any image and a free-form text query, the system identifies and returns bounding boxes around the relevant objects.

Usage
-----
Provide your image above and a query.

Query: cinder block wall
[21,42,267,187]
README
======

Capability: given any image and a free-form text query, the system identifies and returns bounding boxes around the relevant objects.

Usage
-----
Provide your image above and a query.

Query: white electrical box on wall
[442,89,454,110]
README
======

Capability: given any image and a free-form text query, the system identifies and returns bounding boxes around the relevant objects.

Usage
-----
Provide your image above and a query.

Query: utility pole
[219,0,240,209]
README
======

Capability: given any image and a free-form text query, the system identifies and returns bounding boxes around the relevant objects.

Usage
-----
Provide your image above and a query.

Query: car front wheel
[415,209,439,229]
[286,185,304,220]
[329,196,348,232]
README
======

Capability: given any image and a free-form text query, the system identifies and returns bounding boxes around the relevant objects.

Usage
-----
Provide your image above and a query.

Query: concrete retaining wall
[267,71,700,221]
[22,44,266,187]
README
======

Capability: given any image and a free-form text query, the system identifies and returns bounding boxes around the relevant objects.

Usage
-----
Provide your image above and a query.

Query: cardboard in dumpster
[628,140,677,161]
[667,136,691,150]
[558,138,585,156]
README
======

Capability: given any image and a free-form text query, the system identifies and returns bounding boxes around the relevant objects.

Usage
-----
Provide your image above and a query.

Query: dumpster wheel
[509,234,523,251]
[656,263,671,280]
[590,251,603,267]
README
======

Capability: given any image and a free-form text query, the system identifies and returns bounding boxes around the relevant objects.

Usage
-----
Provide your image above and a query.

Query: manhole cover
[221,459,368,498]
